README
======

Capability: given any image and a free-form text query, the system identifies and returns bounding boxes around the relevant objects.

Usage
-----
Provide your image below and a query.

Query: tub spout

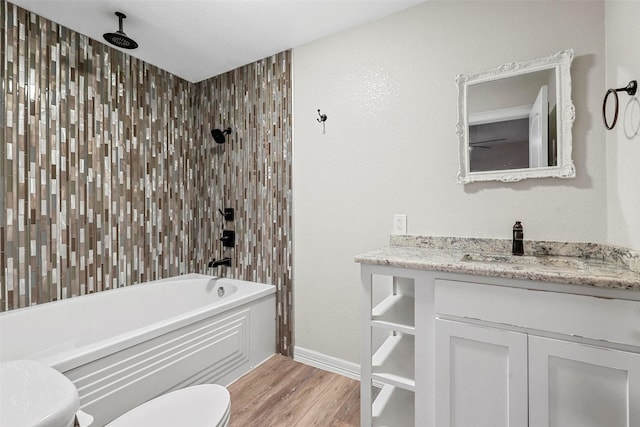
[208,258,232,268]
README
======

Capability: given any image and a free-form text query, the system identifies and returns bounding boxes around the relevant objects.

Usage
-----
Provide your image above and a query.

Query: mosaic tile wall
[192,56,293,354]
[0,1,293,355]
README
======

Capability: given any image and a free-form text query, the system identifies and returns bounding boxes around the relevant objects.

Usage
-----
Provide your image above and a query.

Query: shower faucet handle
[217,208,234,221]
[220,230,235,247]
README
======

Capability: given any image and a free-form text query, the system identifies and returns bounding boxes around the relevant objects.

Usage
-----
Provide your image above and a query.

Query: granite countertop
[354,236,640,291]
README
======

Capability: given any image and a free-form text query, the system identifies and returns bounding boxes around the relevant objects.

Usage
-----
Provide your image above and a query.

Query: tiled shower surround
[1,2,293,354]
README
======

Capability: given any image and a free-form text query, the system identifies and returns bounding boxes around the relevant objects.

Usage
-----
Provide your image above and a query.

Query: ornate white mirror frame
[456,49,576,184]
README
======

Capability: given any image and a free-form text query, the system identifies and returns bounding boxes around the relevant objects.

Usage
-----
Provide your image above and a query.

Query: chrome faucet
[208,258,232,268]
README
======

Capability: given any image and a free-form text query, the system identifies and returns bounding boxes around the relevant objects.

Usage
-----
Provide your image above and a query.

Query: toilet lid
[107,384,231,427]
[0,359,79,427]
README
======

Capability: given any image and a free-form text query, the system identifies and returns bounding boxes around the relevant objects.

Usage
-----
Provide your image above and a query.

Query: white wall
[293,1,606,363]
[606,1,640,251]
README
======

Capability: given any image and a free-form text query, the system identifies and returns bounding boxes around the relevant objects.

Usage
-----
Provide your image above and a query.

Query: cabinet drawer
[435,279,640,348]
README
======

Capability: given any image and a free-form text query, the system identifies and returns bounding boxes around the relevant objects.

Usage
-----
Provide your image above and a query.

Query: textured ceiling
[9,0,424,82]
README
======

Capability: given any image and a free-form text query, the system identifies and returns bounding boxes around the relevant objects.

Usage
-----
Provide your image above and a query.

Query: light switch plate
[393,214,407,235]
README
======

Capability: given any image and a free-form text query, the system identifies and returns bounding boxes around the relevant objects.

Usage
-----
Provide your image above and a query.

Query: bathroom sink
[460,253,588,270]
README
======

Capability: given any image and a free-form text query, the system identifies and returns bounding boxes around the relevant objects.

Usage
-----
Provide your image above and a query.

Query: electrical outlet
[393,214,407,235]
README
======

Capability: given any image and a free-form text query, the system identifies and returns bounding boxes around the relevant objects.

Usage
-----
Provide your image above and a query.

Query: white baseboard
[293,346,361,381]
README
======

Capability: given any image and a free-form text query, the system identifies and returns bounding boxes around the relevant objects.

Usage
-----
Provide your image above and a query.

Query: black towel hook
[603,80,637,130]
[316,109,327,123]
[317,109,328,134]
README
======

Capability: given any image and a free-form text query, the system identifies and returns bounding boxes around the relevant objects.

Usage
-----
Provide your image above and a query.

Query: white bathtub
[0,273,276,426]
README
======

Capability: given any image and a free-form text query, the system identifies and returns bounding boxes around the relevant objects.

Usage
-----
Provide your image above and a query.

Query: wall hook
[317,109,328,134]
[603,80,637,130]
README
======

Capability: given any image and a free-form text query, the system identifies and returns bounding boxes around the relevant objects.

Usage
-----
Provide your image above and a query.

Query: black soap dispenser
[512,221,524,256]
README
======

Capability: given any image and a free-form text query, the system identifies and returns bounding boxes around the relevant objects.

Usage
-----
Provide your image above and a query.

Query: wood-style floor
[227,355,360,427]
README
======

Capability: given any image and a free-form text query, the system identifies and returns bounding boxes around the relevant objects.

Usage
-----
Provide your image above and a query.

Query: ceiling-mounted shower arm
[116,12,126,33]
[103,11,138,50]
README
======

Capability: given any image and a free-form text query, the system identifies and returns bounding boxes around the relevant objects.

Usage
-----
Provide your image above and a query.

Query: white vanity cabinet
[528,336,640,427]
[360,266,433,427]
[435,319,528,427]
[359,263,640,427]
[357,238,640,427]
[435,279,640,427]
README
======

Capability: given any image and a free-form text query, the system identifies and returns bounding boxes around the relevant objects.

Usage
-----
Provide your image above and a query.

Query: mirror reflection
[456,50,575,184]
[468,69,557,172]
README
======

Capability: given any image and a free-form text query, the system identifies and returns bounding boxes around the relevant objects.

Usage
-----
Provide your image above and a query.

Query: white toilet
[106,384,230,427]
[0,359,230,427]
[0,359,79,427]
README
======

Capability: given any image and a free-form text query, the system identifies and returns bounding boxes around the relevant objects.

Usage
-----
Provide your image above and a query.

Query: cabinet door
[435,319,528,427]
[529,335,640,427]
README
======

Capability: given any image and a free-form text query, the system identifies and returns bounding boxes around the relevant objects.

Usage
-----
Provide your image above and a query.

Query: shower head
[211,127,232,144]
[103,12,138,49]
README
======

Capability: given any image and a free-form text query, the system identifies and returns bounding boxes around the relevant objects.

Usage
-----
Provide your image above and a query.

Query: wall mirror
[456,50,576,184]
